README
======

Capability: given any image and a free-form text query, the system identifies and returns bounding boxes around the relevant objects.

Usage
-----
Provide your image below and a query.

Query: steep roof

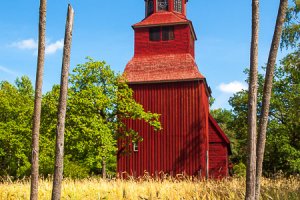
[123,53,204,83]
[208,114,230,144]
[133,12,189,27]
[208,114,232,154]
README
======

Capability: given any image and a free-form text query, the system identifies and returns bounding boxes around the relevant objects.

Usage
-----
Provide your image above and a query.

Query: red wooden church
[118,0,231,178]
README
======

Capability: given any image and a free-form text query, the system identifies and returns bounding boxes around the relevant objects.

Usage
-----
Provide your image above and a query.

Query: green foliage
[227,49,300,175]
[0,58,161,178]
[210,37,299,175]
[65,58,161,175]
[209,97,215,107]
[63,156,90,179]
[233,162,246,177]
[210,10,299,173]
[0,77,34,178]
[281,0,300,49]
[37,85,58,177]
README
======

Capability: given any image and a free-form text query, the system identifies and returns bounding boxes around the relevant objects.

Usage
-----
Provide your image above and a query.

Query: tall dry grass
[0,176,299,200]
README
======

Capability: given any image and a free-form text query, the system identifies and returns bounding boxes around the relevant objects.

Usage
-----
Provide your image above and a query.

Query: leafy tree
[0,58,161,179]
[281,0,300,49]
[64,58,161,176]
[264,49,300,174]
[39,58,161,178]
[228,49,300,175]
[0,77,34,178]
[39,86,58,176]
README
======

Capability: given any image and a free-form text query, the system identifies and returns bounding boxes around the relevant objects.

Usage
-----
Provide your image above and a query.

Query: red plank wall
[134,24,195,58]
[117,80,209,177]
[208,119,229,178]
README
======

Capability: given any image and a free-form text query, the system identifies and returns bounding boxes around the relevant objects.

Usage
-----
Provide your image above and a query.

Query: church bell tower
[118,0,212,178]
[125,0,199,82]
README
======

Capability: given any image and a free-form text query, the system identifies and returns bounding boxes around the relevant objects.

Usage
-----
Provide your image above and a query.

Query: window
[133,142,138,152]
[162,26,174,41]
[174,0,182,13]
[147,0,154,16]
[157,0,168,11]
[149,26,174,41]
[149,27,161,41]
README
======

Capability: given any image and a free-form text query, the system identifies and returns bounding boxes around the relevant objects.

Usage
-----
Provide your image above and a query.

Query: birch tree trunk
[246,0,259,199]
[51,5,74,200]
[30,0,46,199]
[255,1,288,199]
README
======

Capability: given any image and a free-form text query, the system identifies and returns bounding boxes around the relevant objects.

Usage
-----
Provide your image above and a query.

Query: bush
[233,162,246,177]
[63,158,90,179]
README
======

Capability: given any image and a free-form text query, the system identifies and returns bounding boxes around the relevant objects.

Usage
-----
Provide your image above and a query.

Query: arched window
[157,0,168,11]
[174,0,182,13]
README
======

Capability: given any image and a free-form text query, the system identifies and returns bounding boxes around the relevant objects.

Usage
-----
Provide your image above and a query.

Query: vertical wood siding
[134,25,194,58]
[208,119,229,178]
[117,80,209,177]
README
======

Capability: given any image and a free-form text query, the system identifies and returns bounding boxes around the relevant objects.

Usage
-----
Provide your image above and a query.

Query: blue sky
[0,1,292,109]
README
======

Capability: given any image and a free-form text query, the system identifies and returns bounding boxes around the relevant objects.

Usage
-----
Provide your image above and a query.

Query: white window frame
[174,0,182,13]
[133,142,138,152]
[157,0,169,12]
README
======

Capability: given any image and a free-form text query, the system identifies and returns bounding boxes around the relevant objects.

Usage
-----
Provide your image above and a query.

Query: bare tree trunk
[102,157,106,179]
[51,5,74,200]
[246,0,259,199]
[30,0,46,199]
[255,1,288,199]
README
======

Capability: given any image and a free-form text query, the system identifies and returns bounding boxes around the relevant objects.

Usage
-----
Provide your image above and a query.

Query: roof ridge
[133,12,189,28]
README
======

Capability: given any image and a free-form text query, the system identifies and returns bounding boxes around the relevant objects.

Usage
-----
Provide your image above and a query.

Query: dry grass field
[0,176,299,200]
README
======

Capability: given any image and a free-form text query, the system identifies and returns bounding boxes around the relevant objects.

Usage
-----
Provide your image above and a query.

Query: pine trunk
[246,0,259,199]
[30,0,46,199]
[51,5,74,200]
[255,1,288,199]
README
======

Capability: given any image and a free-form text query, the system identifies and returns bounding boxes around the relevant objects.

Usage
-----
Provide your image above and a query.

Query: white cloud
[11,39,38,50]
[0,65,18,77]
[10,38,63,55]
[218,81,247,94]
[211,93,232,109]
[45,39,64,55]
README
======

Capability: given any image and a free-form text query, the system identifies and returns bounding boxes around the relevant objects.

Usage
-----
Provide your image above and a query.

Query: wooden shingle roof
[133,12,189,28]
[124,53,204,83]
